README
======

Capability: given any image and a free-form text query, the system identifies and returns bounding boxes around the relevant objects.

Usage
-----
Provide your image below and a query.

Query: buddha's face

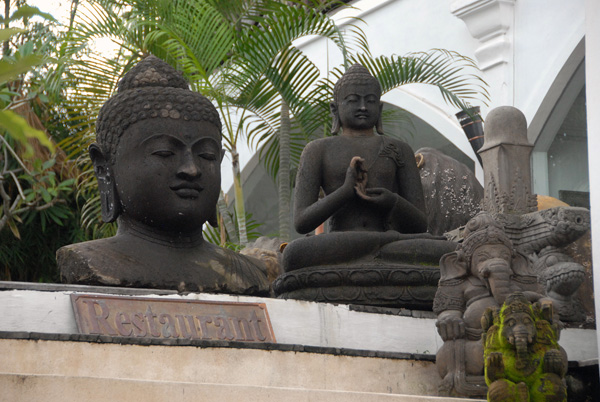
[336,83,381,131]
[112,118,223,234]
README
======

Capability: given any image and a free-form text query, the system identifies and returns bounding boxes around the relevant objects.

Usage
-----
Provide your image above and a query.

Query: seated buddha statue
[273,64,456,307]
[57,56,269,296]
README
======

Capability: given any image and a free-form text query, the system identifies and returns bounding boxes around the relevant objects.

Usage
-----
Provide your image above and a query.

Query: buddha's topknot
[333,63,381,104]
[96,55,222,160]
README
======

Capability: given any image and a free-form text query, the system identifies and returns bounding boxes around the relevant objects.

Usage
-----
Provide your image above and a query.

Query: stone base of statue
[274,238,457,309]
[274,264,440,309]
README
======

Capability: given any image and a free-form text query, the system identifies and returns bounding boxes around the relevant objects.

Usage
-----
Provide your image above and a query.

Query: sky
[27,0,250,191]
[29,0,70,24]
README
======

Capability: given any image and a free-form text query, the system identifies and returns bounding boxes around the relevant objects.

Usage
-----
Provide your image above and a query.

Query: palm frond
[352,50,490,109]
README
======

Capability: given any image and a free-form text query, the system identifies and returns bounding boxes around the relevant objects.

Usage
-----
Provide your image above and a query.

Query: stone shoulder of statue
[56,55,269,296]
[58,235,269,294]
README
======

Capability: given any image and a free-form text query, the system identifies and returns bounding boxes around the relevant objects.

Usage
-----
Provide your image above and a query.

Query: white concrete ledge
[0,284,442,356]
[0,338,482,401]
[0,373,482,402]
[0,282,596,361]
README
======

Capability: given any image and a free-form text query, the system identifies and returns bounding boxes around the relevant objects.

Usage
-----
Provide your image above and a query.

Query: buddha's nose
[177,152,200,178]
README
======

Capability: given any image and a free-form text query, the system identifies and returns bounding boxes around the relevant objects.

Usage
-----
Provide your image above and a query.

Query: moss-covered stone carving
[482,292,567,402]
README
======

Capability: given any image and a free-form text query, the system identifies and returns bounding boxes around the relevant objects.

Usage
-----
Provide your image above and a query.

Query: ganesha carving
[433,212,544,397]
[482,292,567,402]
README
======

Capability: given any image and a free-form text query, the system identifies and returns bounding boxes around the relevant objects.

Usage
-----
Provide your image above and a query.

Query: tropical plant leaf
[7,218,21,239]
[7,5,57,23]
[351,50,490,109]
[0,110,54,155]
[0,55,44,83]
[0,27,25,42]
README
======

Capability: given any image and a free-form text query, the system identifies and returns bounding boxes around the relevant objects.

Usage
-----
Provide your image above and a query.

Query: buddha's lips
[171,183,203,198]
[355,113,369,118]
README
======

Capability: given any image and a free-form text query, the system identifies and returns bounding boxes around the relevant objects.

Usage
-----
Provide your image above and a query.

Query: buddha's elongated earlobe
[376,102,384,135]
[208,207,218,228]
[330,102,341,135]
[89,143,121,223]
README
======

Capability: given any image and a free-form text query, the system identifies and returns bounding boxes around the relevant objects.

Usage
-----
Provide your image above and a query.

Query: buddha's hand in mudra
[357,187,397,211]
[345,156,368,196]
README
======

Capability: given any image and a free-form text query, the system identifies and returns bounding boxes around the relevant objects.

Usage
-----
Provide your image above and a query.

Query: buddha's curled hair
[96,55,222,160]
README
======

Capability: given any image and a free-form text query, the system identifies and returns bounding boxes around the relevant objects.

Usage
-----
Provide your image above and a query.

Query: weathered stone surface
[498,206,590,256]
[562,232,595,323]
[482,293,567,402]
[0,375,485,402]
[531,247,586,322]
[415,147,483,236]
[57,56,269,295]
[479,106,537,215]
[476,106,590,327]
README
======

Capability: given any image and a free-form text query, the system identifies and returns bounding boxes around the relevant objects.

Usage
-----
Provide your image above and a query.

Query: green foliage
[0,3,79,281]
[0,196,84,282]
[203,209,263,252]
[353,50,489,109]
[0,109,51,154]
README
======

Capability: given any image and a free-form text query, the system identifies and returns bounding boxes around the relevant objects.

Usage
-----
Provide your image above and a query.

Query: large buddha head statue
[330,63,384,135]
[91,55,223,235]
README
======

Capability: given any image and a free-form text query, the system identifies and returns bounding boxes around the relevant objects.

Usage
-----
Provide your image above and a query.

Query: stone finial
[479,106,537,215]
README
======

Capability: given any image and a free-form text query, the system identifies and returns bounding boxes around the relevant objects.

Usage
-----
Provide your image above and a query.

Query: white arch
[528,38,586,195]
[528,38,586,147]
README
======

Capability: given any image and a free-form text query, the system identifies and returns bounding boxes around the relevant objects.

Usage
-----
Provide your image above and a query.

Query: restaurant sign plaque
[70,294,276,343]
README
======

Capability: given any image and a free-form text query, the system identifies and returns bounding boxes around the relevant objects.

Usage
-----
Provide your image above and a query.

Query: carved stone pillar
[479,106,537,215]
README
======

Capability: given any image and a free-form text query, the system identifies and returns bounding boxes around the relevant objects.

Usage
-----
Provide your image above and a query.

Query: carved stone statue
[482,292,567,402]
[415,147,483,236]
[479,106,538,216]
[435,105,589,399]
[57,56,270,295]
[531,246,585,322]
[477,106,590,322]
[273,64,455,308]
[433,212,544,397]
